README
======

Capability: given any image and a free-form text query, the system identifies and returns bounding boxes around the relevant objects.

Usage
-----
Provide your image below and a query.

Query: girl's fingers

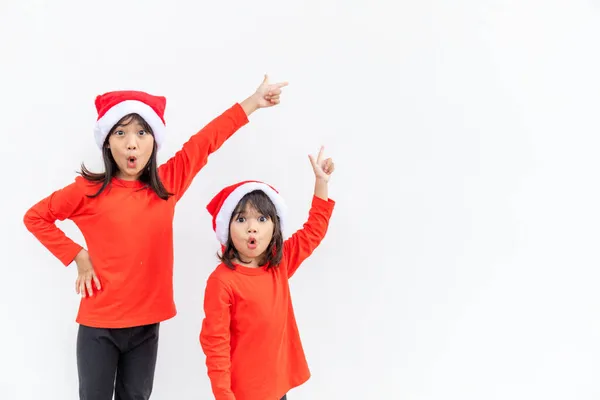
[85,277,94,297]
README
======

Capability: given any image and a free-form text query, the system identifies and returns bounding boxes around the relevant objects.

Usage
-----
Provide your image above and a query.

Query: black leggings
[76,323,160,400]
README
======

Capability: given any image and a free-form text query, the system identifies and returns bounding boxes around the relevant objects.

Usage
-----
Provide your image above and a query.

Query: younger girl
[23,75,287,400]
[201,147,336,400]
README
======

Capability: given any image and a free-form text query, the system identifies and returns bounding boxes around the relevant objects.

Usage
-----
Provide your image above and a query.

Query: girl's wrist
[240,94,260,116]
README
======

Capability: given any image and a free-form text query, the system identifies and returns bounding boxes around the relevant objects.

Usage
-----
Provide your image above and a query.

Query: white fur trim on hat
[93,100,166,150]
[215,182,287,245]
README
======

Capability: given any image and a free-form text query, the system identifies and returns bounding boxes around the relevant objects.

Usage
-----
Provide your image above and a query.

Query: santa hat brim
[215,181,287,245]
[93,100,166,150]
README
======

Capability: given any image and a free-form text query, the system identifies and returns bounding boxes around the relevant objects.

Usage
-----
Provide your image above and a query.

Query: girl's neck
[233,255,264,269]
[115,171,142,181]
[233,258,258,268]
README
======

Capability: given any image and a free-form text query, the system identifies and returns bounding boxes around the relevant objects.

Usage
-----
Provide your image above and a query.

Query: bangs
[113,113,154,135]
[232,190,278,220]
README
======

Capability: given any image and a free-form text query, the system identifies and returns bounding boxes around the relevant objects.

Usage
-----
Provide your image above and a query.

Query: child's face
[107,117,154,181]
[229,204,275,266]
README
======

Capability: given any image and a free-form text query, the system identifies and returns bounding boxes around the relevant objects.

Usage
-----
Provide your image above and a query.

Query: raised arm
[283,147,336,278]
[200,276,236,400]
[159,75,288,201]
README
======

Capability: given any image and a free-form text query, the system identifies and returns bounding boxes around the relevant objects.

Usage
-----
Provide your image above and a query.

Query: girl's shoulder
[49,175,97,199]
[204,264,238,295]
[207,263,235,282]
[73,175,104,191]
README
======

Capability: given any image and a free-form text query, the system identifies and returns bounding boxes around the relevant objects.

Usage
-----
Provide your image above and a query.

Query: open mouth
[247,237,257,249]
[127,156,137,168]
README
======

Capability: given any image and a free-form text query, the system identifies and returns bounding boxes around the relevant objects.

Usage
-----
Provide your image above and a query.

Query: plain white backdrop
[2,0,600,399]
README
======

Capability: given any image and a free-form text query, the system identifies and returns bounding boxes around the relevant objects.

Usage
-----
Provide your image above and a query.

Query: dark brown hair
[78,113,173,200]
[219,190,283,269]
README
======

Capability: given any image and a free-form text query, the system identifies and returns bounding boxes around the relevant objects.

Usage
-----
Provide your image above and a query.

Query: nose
[125,134,138,150]
[247,222,258,234]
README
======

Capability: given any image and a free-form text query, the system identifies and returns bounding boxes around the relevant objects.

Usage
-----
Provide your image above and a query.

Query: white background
[2,0,600,399]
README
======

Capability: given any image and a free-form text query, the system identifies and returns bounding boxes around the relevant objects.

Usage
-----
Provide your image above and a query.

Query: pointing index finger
[317,146,325,164]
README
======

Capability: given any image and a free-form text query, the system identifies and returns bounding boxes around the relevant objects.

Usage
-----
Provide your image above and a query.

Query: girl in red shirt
[23,75,287,400]
[201,147,336,400]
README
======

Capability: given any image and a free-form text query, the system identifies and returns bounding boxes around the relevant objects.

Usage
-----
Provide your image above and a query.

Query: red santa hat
[206,180,288,245]
[93,90,167,150]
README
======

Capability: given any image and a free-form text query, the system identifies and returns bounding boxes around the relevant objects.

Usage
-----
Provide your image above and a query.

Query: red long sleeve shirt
[200,196,335,400]
[23,103,249,328]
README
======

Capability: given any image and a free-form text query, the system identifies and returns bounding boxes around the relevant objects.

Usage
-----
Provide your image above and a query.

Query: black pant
[76,323,160,400]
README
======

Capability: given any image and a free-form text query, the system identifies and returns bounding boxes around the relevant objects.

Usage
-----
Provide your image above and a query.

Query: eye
[236,217,246,223]
[138,130,148,136]
[113,130,124,136]
[259,216,268,222]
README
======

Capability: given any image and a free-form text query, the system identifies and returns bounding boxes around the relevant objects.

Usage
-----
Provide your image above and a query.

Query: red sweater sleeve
[200,276,236,400]
[283,196,335,278]
[23,177,86,266]
[159,103,249,201]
